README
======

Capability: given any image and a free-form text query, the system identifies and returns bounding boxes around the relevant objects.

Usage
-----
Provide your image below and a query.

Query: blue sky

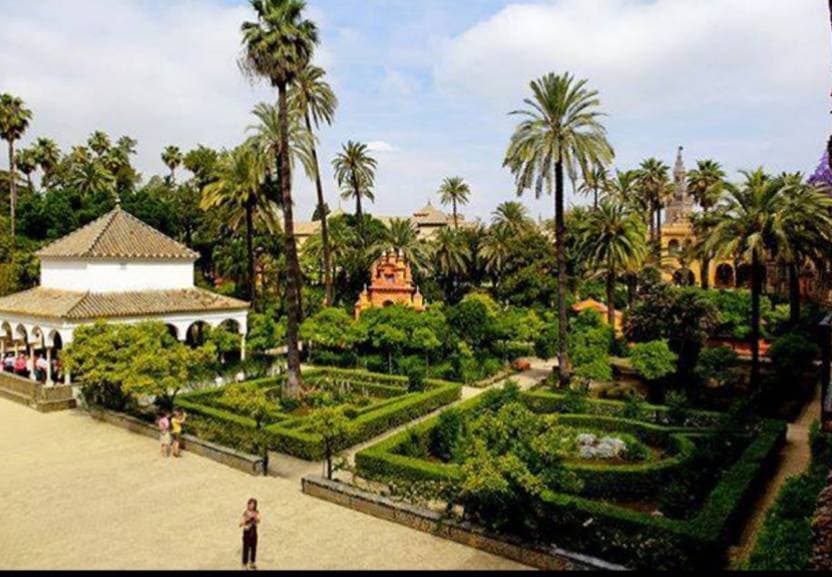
[1,0,830,222]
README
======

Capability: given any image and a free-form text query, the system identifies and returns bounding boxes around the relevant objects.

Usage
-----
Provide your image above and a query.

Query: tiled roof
[413,203,453,225]
[37,206,199,260]
[0,287,248,321]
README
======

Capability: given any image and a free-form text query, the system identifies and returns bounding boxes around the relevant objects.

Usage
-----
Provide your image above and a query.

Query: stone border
[87,407,265,476]
[0,372,76,412]
[301,475,627,572]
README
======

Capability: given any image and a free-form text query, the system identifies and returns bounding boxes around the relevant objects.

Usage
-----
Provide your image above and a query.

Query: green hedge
[354,393,787,570]
[745,425,832,571]
[175,368,462,462]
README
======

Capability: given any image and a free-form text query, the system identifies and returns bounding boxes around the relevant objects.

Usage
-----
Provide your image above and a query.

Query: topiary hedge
[175,368,462,462]
[354,391,787,570]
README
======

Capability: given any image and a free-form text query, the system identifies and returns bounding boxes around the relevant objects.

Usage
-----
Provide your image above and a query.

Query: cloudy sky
[1,0,830,222]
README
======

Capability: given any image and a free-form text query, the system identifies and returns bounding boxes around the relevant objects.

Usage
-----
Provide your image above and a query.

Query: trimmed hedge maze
[355,389,786,571]
[175,368,462,461]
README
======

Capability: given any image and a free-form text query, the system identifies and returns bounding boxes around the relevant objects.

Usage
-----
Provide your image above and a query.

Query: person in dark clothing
[239,498,261,570]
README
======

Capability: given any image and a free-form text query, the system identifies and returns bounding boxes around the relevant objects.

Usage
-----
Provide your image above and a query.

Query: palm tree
[88,131,111,157]
[637,158,673,260]
[438,176,471,229]
[201,144,265,305]
[481,223,514,284]
[241,0,318,397]
[688,160,726,289]
[491,200,532,235]
[248,101,312,181]
[576,201,647,326]
[578,163,608,209]
[68,157,117,199]
[777,173,832,324]
[0,93,32,250]
[704,168,784,393]
[380,218,429,273]
[431,227,470,300]
[162,146,184,184]
[503,72,614,387]
[33,137,61,188]
[15,147,38,193]
[332,141,377,223]
[289,64,338,306]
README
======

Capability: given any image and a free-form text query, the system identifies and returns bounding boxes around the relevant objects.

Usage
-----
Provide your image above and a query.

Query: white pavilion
[0,204,250,386]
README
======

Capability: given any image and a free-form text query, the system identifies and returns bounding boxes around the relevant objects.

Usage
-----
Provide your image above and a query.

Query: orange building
[355,250,426,319]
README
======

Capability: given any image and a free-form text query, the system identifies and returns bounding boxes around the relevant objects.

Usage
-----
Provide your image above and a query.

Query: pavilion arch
[185,321,210,347]
[164,324,180,341]
[216,318,243,335]
[15,324,28,347]
[47,330,64,351]
[30,327,46,350]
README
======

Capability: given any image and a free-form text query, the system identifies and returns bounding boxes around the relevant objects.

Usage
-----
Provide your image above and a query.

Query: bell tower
[665,146,694,225]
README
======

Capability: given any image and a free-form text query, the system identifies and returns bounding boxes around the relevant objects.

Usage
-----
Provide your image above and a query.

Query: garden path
[0,397,528,570]
[727,385,822,566]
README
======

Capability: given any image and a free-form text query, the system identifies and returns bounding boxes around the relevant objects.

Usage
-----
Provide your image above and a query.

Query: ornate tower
[665,146,694,225]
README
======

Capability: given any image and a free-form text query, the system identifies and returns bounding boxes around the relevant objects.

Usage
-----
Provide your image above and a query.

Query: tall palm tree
[777,173,832,324]
[576,201,647,326]
[241,0,318,397]
[67,157,117,199]
[33,137,60,188]
[481,222,514,285]
[289,64,338,306]
[491,200,532,235]
[503,72,614,387]
[438,176,471,229]
[637,158,673,260]
[332,141,377,223]
[0,93,32,251]
[578,163,608,209]
[201,144,264,305]
[162,146,184,184]
[704,168,784,393]
[687,159,726,289]
[15,147,38,193]
[604,169,643,212]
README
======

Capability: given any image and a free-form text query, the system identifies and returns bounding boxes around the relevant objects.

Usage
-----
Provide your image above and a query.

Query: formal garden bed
[174,367,462,461]
[353,384,787,570]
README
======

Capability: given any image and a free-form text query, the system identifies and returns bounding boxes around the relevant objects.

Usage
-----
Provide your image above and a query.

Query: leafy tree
[636,158,673,260]
[504,72,614,387]
[301,307,362,362]
[241,0,319,398]
[370,322,407,374]
[687,159,727,289]
[630,340,678,401]
[307,407,353,479]
[411,326,441,367]
[430,227,471,302]
[695,346,741,390]
[438,176,471,229]
[220,382,273,474]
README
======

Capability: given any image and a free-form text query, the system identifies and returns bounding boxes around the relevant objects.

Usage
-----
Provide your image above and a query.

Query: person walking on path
[239,498,261,570]
[171,409,187,458]
[157,412,171,458]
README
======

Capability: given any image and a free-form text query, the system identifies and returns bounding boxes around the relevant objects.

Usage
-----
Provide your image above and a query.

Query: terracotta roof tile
[0,287,248,321]
[37,207,199,260]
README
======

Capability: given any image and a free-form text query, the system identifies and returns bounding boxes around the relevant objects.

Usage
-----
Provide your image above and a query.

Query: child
[157,412,171,458]
[171,409,187,458]
[239,498,261,570]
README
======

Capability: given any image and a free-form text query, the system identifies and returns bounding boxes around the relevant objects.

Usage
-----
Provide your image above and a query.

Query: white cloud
[436,0,828,117]
[366,140,396,153]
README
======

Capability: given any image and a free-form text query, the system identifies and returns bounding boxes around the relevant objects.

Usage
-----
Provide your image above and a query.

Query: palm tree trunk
[606,268,616,327]
[304,112,334,307]
[701,256,711,290]
[8,140,16,253]
[555,160,570,387]
[750,253,763,394]
[789,262,801,325]
[245,200,256,305]
[277,82,303,398]
[453,199,459,229]
[654,204,662,261]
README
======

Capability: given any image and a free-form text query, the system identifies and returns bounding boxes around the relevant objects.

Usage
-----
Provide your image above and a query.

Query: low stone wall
[0,372,76,412]
[301,476,626,571]
[88,408,265,476]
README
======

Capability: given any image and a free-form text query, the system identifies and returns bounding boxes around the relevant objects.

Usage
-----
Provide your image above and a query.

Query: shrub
[695,346,740,388]
[630,340,678,383]
[431,408,464,462]
[767,332,819,379]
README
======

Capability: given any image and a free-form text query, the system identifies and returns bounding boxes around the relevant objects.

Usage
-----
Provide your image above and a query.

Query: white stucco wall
[41,259,195,292]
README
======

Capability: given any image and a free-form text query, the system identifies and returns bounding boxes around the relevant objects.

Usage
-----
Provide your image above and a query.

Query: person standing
[157,412,171,458]
[239,498,261,570]
[171,409,187,458]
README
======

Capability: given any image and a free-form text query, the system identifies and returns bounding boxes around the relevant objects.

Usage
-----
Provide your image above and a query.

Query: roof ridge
[85,208,121,257]
[64,291,93,318]
[36,208,117,257]
[112,209,196,258]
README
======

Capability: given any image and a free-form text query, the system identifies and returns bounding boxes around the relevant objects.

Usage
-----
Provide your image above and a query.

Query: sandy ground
[0,397,530,570]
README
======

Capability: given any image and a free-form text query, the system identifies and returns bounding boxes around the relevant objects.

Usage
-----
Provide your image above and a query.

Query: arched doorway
[716,264,734,289]
[673,269,696,287]
[185,322,210,347]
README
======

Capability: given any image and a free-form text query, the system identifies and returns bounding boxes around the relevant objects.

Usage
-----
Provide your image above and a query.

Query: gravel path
[727,385,821,566]
[0,397,529,571]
